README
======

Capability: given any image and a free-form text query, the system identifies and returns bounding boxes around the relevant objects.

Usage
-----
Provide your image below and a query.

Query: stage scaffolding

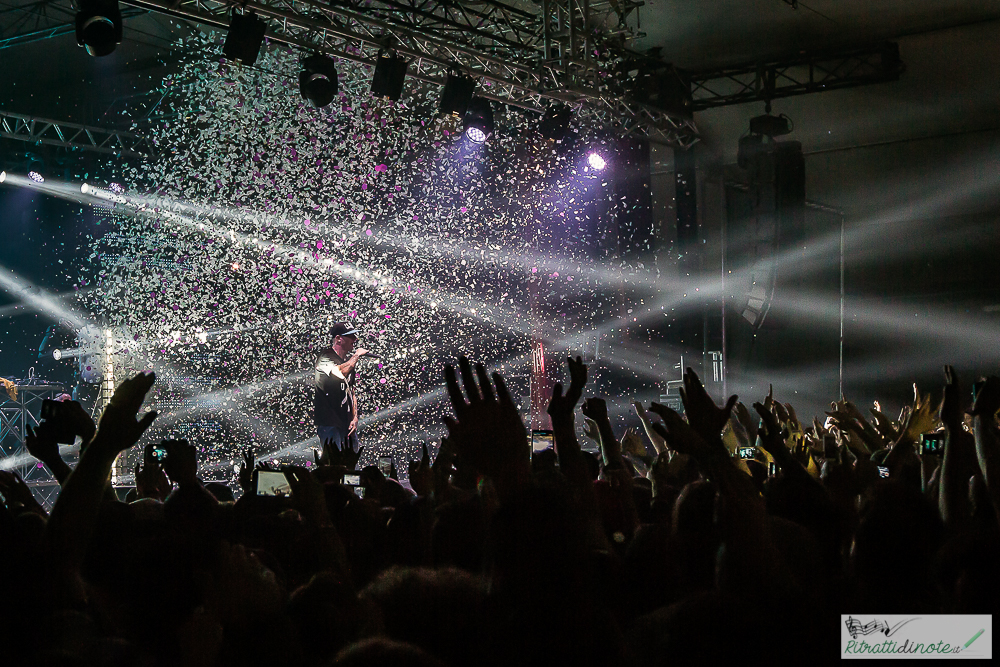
[0,376,65,507]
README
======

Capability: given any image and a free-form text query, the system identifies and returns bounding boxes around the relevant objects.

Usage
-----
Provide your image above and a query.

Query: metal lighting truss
[686,43,904,111]
[0,109,158,157]
[0,381,65,482]
[120,0,701,147]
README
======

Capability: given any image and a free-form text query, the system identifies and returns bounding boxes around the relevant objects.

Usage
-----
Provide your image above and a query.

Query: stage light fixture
[223,10,267,65]
[28,171,44,183]
[52,349,62,361]
[0,171,6,183]
[463,96,494,143]
[466,127,487,143]
[539,104,572,141]
[81,183,89,193]
[299,55,339,108]
[587,152,607,171]
[439,70,475,116]
[749,114,792,137]
[371,51,407,100]
[75,0,123,57]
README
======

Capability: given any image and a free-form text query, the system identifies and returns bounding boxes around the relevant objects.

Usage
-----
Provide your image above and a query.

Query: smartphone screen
[352,486,365,499]
[738,446,756,460]
[152,447,168,461]
[921,433,944,456]
[256,470,292,496]
[378,457,392,477]
[531,430,554,457]
[768,462,778,477]
[343,473,361,486]
[877,466,890,478]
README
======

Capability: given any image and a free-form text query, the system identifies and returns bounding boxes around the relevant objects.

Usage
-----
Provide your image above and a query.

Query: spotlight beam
[0,266,91,330]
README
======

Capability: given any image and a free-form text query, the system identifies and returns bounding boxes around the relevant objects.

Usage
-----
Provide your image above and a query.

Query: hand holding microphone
[356,348,384,363]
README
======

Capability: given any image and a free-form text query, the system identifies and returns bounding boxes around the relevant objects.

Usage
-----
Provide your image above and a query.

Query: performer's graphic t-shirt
[315,348,355,430]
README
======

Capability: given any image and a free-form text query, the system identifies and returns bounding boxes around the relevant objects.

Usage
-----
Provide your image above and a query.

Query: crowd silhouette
[1,356,998,666]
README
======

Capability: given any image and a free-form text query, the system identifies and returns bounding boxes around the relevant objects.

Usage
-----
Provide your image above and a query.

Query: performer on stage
[315,322,369,452]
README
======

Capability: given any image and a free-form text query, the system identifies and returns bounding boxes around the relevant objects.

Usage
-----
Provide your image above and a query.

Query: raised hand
[753,401,810,484]
[26,405,87,484]
[898,383,939,444]
[621,427,647,458]
[546,356,588,426]
[91,372,158,455]
[407,443,432,497]
[343,444,363,471]
[647,401,722,462]
[772,400,791,427]
[782,402,801,432]
[826,399,879,453]
[582,417,600,443]
[581,396,609,424]
[762,384,774,413]
[679,367,738,442]
[564,355,588,407]
[582,397,626,469]
[733,402,759,448]
[161,439,199,486]
[869,406,900,443]
[634,401,667,454]
[752,402,785,459]
[316,438,336,467]
[442,356,528,493]
[941,365,964,429]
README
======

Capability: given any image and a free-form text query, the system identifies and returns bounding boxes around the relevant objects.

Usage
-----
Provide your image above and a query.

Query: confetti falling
[62,35,668,483]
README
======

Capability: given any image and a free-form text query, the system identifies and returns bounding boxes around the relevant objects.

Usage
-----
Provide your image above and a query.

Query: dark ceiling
[0,1,997,160]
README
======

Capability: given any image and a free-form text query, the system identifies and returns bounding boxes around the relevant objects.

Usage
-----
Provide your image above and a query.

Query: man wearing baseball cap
[315,322,369,452]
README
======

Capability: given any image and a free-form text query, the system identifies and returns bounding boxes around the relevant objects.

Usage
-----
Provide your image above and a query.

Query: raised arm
[634,401,667,454]
[970,375,1000,526]
[337,348,369,378]
[938,366,975,529]
[24,400,96,485]
[582,397,624,471]
[442,356,530,501]
[45,372,158,608]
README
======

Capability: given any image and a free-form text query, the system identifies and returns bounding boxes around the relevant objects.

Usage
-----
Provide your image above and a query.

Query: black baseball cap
[331,322,358,338]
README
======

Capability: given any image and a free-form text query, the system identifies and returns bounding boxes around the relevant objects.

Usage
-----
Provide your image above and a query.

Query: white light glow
[466,126,487,143]
[587,152,607,171]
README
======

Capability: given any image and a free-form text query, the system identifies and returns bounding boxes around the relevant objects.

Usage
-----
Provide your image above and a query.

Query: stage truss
[0,109,157,158]
[0,380,65,507]
[118,0,700,147]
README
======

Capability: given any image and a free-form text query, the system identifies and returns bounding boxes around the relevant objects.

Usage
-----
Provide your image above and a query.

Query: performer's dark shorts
[317,425,359,453]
